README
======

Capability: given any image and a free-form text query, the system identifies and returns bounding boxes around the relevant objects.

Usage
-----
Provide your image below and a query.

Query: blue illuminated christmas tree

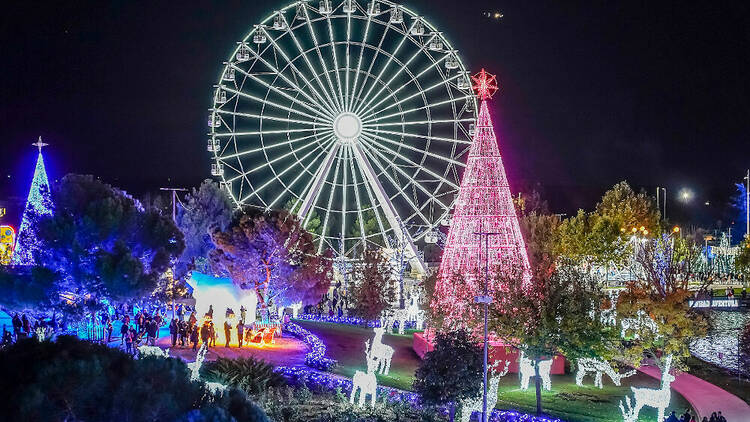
[12,137,54,265]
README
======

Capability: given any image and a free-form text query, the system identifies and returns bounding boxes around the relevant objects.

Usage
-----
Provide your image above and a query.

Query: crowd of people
[664,410,729,422]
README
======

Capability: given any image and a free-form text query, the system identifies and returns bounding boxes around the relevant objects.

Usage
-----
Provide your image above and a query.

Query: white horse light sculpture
[575,358,635,388]
[350,340,378,407]
[460,361,510,422]
[370,327,394,375]
[519,352,553,391]
[622,354,676,422]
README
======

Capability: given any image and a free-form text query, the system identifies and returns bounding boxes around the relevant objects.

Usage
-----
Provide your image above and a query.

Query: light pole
[160,187,188,319]
[744,169,749,239]
[474,230,499,422]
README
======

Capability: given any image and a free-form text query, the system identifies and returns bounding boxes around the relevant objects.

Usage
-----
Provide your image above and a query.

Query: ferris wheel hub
[333,112,362,144]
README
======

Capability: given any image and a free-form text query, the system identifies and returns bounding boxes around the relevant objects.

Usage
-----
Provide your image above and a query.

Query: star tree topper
[471,68,498,100]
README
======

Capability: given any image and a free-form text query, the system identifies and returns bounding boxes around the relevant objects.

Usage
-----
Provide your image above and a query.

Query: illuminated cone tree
[431,70,530,331]
[12,137,53,265]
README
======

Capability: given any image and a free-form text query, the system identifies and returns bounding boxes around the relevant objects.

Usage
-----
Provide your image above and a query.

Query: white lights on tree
[459,360,510,422]
[350,339,378,407]
[370,327,394,375]
[138,345,171,359]
[519,352,553,391]
[619,355,675,422]
[575,358,635,389]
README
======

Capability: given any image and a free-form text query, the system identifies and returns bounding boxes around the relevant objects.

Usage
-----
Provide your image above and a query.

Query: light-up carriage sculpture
[207,0,477,270]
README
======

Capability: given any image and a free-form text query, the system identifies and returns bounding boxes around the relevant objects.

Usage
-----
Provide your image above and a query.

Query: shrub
[203,357,286,395]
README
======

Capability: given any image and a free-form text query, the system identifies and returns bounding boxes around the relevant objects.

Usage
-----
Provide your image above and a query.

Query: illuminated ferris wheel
[208,0,477,267]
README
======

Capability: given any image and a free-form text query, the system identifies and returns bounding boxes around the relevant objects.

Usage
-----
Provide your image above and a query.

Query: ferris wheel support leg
[298,144,341,219]
[351,144,426,274]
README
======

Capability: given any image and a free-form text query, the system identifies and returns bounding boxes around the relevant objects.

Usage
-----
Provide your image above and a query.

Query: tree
[29,175,184,314]
[176,180,235,277]
[735,238,750,277]
[489,263,613,415]
[348,247,395,320]
[617,233,708,371]
[210,208,332,313]
[413,330,483,422]
[0,335,268,422]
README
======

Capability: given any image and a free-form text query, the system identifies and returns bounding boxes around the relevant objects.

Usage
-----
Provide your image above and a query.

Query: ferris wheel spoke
[214,127,322,138]
[215,108,325,127]
[356,32,438,116]
[353,18,419,115]
[255,27,339,118]
[340,146,349,246]
[351,143,427,271]
[360,52,448,120]
[277,12,340,115]
[324,12,346,109]
[353,13,392,112]
[265,133,337,211]
[362,72,461,121]
[239,134,337,204]
[219,131,323,160]
[366,95,474,123]
[225,133,330,184]
[362,117,475,128]
[352,148,389,247]
[347,14,372,112]
[358,135,451,212]
[222,83,332,122]
[316,147,344,253]
[302,7,343,111]
[361,129,465,170]
[298,143,342,220]
[346,145,368,248]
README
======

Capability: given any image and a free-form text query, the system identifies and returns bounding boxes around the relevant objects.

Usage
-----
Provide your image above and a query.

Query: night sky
[1,1,748,227]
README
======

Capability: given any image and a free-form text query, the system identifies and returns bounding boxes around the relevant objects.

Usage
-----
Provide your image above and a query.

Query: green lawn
[297,320,693,422]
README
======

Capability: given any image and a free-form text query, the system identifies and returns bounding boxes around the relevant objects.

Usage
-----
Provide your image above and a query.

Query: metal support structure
[352,143,426,273]
[160,187,188,319]
[298,144,341,219]
[474,230,500,422]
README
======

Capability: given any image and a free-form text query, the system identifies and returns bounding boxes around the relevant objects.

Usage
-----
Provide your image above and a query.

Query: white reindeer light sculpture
[381,295,422,334]
[575,358,635,388]
[370,327,394,375]
[186,344,227,395]
[623,354,676,422]
[618,396,639,422]
[519,352,553,391]
[460,360,510,422]
[350,340,378,407]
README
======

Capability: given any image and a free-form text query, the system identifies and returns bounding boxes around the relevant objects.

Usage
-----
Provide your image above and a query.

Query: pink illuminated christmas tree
[430,69,530,331]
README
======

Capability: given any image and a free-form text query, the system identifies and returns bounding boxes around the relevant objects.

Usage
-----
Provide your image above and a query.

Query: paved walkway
[637,365,750,421]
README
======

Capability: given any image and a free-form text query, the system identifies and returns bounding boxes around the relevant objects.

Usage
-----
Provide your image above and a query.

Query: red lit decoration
[471,68,498,100]
[431,70,529,332]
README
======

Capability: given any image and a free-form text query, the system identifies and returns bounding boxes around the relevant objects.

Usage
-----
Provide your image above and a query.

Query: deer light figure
[519,352,553,391]
[575,358,635,388]
[187,344,208,381]
[626,355,675,422]
[618,396,639,422]
[459,360,510,422]
[381,295,422,334]
[350,340,378,407]
[371,327,394,375]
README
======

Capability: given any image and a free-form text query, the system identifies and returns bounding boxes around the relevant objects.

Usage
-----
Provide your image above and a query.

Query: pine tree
[349,247,395,320]
[431,70,530,331]
[12,138,53,265]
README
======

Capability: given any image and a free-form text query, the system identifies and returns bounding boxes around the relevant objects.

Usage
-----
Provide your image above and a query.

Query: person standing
[12,313,21,340]
[169,319,178,347]
[179,320,188,347]
[200,322,210,348]
[209,322,216,347]
[224,320,232,348]
[21,314,30,336]
[106,318,113,343]
[125,327,134,355]
[188,312,197,328]
[190,326,199,351]
[237,321,244,348]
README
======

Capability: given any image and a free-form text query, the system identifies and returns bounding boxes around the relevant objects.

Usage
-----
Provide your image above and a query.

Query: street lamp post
[474,230,500,422]
[160,187,188,319]
[745,169,749,239]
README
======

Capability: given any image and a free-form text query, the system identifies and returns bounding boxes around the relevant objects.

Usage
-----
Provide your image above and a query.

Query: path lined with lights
[636,365,750,421]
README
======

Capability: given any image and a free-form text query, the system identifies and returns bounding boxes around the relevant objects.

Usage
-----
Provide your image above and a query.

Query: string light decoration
[575,358,635,389]
[137,345,171,359]
[370,327,394,375]
[460,360,510,422]
[12,137,53,265]
[431,70,530,330]
[620,355,675,422]
[285,321,337,370]
[0,225,15,265]
[519,352,553,391]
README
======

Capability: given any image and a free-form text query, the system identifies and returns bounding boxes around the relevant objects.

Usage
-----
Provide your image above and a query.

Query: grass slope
[297,320,693,422]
